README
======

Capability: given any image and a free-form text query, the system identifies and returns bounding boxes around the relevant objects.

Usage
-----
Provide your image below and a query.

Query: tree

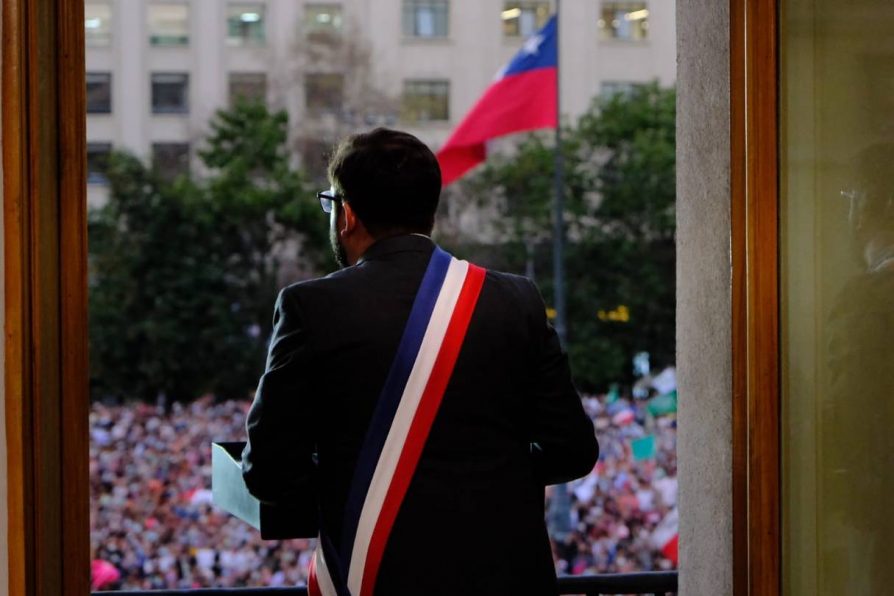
[458,83,676,391]
[89,101,329,403]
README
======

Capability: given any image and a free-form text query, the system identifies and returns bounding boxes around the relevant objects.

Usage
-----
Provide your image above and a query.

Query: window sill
[400,36,453,46]
[598,39,652,47]
[226,41,269,49]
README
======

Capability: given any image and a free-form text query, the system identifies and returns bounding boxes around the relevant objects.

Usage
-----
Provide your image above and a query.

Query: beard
[330,215,348,269]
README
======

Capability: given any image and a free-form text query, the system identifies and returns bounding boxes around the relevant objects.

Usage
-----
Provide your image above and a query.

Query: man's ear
[340,200,358,236]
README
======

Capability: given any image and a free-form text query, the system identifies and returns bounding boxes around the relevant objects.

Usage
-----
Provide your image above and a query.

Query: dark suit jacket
[242,234,598,595]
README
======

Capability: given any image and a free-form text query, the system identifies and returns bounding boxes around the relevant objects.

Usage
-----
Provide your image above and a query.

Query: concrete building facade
[85,0,676,201]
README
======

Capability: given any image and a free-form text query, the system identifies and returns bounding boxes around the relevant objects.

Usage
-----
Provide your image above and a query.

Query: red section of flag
[437,68,557,186]
[661,534,679,567]
[359,265,487,595]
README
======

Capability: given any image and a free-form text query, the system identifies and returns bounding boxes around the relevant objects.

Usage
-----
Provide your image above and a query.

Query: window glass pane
[599,2,648,42]
[86,72,112,114]
[781,0,894,593]
[148,3,190,46]
[305,73,344,115]
[600,80,643,98]
[87,142,112,184]
[85,1,112,46]
[227,4,267,46]
[502,2,551,38]
[402,0,449,38]
[229,72,267,105]
[151,73,189,114]
[305,3,344,42]
[152,143,191,180]
[401,79,449,122]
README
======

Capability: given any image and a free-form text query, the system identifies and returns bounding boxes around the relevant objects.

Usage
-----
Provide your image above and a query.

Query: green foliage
[89,101,328,403]
[461,83,676,391]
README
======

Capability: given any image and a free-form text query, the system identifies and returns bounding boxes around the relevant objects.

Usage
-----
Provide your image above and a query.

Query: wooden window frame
[2,0,90,594]
[731,0,781,594]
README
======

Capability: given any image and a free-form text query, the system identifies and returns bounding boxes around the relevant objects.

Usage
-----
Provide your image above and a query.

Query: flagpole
[548,0,573,546]
[552,0,567,348]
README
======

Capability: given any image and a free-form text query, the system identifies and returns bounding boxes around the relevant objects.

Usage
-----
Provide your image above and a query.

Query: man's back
[244,235,598,595]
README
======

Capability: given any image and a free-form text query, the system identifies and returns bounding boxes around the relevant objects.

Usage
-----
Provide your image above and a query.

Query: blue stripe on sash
[338,247,453,570]
[320,533,351,596]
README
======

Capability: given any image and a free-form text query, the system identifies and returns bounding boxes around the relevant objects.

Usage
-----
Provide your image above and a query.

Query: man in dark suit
[242,128,598,595]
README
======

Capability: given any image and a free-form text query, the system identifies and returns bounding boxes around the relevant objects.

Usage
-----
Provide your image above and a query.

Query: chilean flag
[437,16,557,186]
[651,507,679,567]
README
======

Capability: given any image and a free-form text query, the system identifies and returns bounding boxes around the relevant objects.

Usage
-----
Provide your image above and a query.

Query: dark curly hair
[327,128,441,237]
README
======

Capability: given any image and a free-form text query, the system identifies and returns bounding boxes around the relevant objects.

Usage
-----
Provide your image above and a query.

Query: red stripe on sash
[358,265,486,596]
[308,556,321,596]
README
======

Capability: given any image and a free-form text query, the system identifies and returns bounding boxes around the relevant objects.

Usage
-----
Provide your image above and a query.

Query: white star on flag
[522,34,544,56]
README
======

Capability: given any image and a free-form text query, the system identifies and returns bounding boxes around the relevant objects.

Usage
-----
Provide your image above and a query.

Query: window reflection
[402,0,449,38]
[85,1,113,46]
[782,0,894,592]
[227,4,267,47]
[148,3,190,47]
[502,2,551,38]
[305,3,344,41]
[599,2,648,42]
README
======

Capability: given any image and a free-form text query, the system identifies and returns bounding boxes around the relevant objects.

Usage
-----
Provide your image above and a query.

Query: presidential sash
[309,247,486,596]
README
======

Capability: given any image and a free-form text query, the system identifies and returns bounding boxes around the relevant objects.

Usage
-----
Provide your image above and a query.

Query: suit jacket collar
[356,234,435,265]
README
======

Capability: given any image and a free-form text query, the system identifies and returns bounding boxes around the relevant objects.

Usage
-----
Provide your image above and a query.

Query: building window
[87,142,113,185]
[151,73,189,114]
[402,80,449,123]
[304,73,344,115]
[152,143,191,180]
[148,3,190,46]
[86,72,113,114]
[229,73,267,105]
[402,0,449,38]
[599,2,648,42]
[600,80,644,98]
[227,4,267,46]
[300,139,332,183]
[502,2,550,38]
[85,1,113,46]
[305,4,344,42]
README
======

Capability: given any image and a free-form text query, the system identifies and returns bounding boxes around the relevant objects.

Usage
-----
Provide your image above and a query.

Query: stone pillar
[676,0,734,594]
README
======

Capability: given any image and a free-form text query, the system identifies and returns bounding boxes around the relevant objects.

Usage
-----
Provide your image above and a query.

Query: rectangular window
[86,72,112,114]
[229,72,267,105]
[148,3,190,46]
[401,79,450,123]
[402,0,449,38]
[85,1,113,46]
[502,2,551,38]
[151,73,189,114]
[304,73,344,115]
[599,2,648,42]
[300,139,331,183]
[600,80,644,98]
[305,3,344,42]
[227,4,267,46]
[87,142,112,185]
[152,143,191,180]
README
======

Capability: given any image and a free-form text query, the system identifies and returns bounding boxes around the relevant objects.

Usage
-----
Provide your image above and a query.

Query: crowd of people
[90,388,677,590]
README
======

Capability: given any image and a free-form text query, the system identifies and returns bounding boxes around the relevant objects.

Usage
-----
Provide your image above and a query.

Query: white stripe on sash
[313,546,339,596]
[346,258,470,594]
